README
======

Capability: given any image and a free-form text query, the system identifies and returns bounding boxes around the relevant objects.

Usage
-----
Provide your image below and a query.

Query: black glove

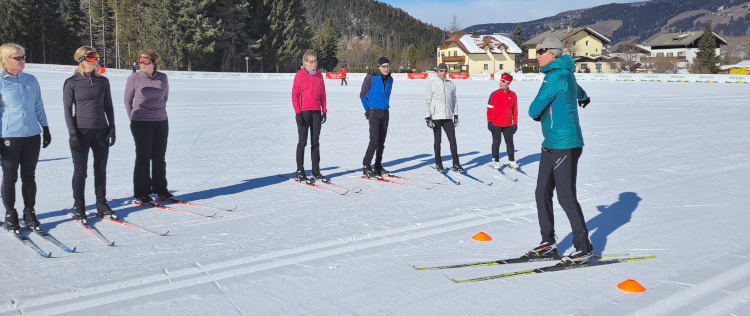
[425,117,435,129]
[295,113,307,127]
[513,124,518,134]
[69,133,82,152]
[0,138,4,159]
[533,116,541,122]
[322,113,327,124]
[42,126,51,148]
[578,97,591,108]
[453,115,459,128]
[487,121,494,132]
[107,127,116,147]
[364,109,372,120]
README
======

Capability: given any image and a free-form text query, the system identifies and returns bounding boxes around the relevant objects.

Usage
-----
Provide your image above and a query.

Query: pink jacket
[291,70,327,113]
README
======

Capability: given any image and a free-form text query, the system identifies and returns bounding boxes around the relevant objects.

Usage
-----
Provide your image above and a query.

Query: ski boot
[508,160,519,170]
[4,210,20,232]
[312,170,326,182]
[22,207,41,231]
[559,249,593,266]
[521,241,558,259]
[295,170,309,183]
[363,165,382,180]
[73,206,88,224]
[452,164,466,174]
[96,203,118,220]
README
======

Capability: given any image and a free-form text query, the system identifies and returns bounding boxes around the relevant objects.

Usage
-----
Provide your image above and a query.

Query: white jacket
[424,77,457,120]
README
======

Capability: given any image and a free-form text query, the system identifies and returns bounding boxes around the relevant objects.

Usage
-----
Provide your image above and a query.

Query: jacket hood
[541,55,575,73]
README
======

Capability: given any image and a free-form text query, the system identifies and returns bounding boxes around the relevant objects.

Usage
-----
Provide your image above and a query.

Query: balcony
[441,56,465,63]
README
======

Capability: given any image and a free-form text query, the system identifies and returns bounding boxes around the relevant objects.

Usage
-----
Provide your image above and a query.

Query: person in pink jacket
[291,51,327,182]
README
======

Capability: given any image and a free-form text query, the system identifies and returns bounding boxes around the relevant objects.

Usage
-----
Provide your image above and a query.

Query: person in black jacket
[62,46,117,223]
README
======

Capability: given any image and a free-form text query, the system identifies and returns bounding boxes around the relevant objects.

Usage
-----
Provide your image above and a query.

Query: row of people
[0,43,172,230]
[292,38,595,263]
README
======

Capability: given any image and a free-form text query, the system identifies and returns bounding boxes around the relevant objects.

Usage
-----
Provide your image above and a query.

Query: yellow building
[523,27,611,64]
[437,34,521,74]
[574,55,623,73]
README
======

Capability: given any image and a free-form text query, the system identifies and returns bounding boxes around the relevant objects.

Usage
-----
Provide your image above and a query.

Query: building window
[585,40,589,46]
[595,48,598,52]
[498,64,503,70]
[596,63,602,70]
[573,41,576,45]
[484,64,488,70]
[667,52,673,57]
[677,52,684,56]
[581,64,589,70]
[657,52,664,57]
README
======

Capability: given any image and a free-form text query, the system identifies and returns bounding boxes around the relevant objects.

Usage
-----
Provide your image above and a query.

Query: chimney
[679,29,683,34]
[567,25,571,33]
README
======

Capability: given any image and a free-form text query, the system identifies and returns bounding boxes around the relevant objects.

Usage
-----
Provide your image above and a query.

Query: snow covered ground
[1,72,749,315]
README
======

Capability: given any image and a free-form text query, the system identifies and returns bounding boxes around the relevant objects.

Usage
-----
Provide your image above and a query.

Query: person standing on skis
[487,73,518,170]
[291,51,327,182]
[424,63,463,173]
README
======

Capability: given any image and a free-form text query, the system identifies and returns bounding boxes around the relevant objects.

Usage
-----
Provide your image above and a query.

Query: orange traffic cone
[617,279,646,293]
[472,232,492,241]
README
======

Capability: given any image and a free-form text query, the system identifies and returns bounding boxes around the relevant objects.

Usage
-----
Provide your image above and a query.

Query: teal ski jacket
[528,55,588,149]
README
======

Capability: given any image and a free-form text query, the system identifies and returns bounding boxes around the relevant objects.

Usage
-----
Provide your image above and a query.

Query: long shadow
[516,152,541,167]
[38,157,69,163]
[387,151,480,174]
[557,192,642,254]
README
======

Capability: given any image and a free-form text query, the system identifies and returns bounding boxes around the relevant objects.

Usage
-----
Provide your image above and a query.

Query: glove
[487,121,494,132]
[107,127,116,147]
[0,138,4,158]
[425,117,435,129]
[513,124,518,134]
[69,133,82,152]
[322,113,327,124]
[295,113,307,127]
[453,115,459,128]
[364,109,372,120]
[42,126,51,148]
[578,97,591,108]
[533,116,541,122]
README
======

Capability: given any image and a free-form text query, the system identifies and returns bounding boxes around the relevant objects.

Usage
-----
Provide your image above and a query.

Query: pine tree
[312,18,338,72]
[512,24,526,72]
[268,0,312,72]
[695,21,721,74]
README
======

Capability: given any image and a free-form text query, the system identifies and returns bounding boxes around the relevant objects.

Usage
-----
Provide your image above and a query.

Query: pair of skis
[119,194,233,218]
[430,166,494,186]
[279,174,362,195]
[5,224,76,258]
[411,253,656,283]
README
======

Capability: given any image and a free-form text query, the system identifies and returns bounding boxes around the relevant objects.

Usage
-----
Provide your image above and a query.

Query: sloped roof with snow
[443,34,522,54]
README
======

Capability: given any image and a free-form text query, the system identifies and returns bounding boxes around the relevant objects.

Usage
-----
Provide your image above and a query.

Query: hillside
[465,0,750,44]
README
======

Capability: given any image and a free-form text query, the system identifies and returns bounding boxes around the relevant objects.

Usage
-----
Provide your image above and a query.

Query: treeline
[0,0,443,73]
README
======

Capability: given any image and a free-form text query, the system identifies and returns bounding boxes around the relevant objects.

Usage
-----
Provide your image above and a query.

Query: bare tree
[448,15,462,36]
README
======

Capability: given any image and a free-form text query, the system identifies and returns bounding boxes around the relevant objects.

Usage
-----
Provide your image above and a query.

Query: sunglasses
[438,69,447,73]
[379,65,390,68]
[306,59,318,63]
[536,48,550,56]
[9,55,26,61]
[138,57,154,65]
[501,79,510,84]
[77,52,99,63]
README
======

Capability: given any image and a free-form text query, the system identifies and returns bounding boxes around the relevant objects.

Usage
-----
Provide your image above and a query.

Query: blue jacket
[0,71,48,138]
[528,55,588,149]
[359,72,393,111]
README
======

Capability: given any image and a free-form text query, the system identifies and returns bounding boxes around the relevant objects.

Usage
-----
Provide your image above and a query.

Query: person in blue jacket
[0,43,52,232]
[360,57,393,179]
[522,37,593,265]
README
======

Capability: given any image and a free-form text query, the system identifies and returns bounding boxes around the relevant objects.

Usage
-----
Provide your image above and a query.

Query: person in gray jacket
[424,63,463,173]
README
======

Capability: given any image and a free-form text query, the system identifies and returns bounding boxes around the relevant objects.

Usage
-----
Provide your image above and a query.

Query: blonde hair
[0,43,25,73]
[302,51,316,63]
[138,49,160,71]
[74,46,101,76]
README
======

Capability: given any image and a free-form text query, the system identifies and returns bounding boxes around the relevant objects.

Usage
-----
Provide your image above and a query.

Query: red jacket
[341,68,346,78]
[487,88,517,127]
[292,70,327,113]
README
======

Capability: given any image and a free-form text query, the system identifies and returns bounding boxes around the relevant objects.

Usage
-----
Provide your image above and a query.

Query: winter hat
[500,73,513,83]
[378,57,390,65]
[436,63,448,71]
[537,37,564,56]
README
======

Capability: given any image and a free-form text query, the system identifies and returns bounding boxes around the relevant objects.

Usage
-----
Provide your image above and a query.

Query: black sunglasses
[536,48,550,55]
[10,55,26,61]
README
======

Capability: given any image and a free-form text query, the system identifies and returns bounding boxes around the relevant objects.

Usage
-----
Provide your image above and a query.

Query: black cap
[437,63,448,70]
[378,57,390,65]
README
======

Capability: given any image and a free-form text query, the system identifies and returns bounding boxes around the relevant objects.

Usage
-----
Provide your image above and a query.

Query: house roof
[643,31,728,48]
[522,27,611,46]
[441,34,522,54]
[574,55,623,63]
[720,60,750,70]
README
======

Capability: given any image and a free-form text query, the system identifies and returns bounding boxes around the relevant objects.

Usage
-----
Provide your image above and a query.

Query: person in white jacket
[424,63,463,173]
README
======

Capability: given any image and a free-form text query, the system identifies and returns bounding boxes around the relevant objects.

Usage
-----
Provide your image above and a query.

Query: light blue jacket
[528,55,588,149]
[0,71,48,137]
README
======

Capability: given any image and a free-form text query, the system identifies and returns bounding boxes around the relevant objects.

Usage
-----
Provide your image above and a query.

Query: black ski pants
[363,109,389,169]
[535,147,593,253]
[1,135,40,212]
[432,119,459,168]
[341,78,347,85]
[296,110,322,173]
[71,128,110,207]
[491,126,515,161]
[130,120,169,198]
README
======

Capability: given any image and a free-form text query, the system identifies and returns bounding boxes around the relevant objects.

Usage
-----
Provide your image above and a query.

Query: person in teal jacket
[522,37,593,265]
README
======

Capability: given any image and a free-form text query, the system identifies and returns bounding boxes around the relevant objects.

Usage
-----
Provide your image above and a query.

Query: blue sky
[378,0,643,29]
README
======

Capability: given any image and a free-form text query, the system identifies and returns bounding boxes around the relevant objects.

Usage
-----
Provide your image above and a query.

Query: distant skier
[63,46,117,222]
[360,57,393,179]
[340,68,347,85]
[124,49,173,204]
[291,51,327,182]
[0,43,52,232]
[424,63,463,173]
[131,61,137,73]
[487,73,518,169]
[523,37,593,265]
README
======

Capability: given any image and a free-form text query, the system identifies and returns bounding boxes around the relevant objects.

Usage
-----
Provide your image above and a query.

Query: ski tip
[69,247,77,253]
[41,251,52,258]
[161,231,170,236]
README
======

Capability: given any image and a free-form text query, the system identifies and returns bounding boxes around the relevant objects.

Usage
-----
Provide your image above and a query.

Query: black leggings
[296,110,322,173]
[363,109,389,169]
[433,119,459,167]
[1,135,41,212]
[71,128,110,207]
[491,126,514,161]
[130,120,169,198]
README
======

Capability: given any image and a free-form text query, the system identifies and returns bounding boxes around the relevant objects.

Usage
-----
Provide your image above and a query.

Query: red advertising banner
[449,73,470,80]
[408,73,428,79]
[326,72,343,79]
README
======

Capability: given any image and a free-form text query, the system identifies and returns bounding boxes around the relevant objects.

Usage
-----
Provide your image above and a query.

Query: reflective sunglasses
[138,56,154,65]
[501,79,510,84]
[438,69,447,73]
[76,52,99,63]
[9,55,26,61]
[536,48,550,56]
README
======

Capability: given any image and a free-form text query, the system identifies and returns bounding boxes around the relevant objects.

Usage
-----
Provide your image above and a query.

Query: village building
[436,34,521,74]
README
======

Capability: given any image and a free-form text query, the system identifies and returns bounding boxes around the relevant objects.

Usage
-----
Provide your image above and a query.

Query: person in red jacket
[291,51,328,182]
[341,67,347,86]
[487,73,518,169]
